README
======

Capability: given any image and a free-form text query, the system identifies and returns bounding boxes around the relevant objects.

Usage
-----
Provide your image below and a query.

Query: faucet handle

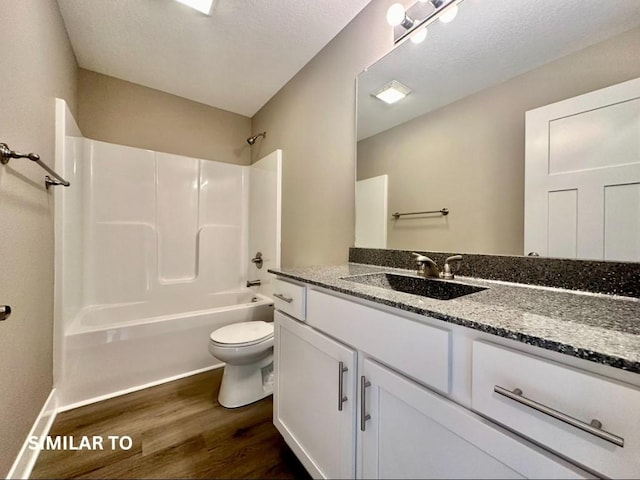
[441,255,462,280]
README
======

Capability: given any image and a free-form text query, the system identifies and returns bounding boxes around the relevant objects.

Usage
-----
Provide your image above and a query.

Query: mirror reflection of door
[525,77,640,261]
[356,175,388,248]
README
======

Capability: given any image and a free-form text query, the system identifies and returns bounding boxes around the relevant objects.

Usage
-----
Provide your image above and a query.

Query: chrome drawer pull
[338,361,348,411]
[494,385,624,448]
[273,293,293,303]
[360,376,371,431]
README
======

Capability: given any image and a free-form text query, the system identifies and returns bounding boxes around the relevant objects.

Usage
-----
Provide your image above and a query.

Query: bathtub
[59,291,274,410]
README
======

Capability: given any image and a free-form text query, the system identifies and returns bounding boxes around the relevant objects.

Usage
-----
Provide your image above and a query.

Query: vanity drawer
[471,341,640,478]
[273,277,306,321]
[306,288,450,393]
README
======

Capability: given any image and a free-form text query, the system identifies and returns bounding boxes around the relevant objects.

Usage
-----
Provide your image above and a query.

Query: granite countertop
[269,263,640,374]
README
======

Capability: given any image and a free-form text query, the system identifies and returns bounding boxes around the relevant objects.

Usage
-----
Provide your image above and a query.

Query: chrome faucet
[412,253,440,278]
[440,255,462,280]
[246,279,261,287]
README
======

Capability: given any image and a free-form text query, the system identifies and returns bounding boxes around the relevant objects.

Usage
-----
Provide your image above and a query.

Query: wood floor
[32,369,310,479]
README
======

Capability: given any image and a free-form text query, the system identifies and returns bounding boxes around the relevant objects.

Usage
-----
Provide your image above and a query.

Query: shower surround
[53,100,281,409]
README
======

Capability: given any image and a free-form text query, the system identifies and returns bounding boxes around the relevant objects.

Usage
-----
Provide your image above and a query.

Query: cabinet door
[359,358,523,479]
[274,311,356,479]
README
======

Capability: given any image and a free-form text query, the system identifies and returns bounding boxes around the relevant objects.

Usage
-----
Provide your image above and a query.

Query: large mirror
[356,0,640,260]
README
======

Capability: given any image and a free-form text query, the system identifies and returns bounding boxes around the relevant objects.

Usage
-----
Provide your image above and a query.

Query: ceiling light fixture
[175,0,214,15]
[387,0,464,44]
[372,80,412,105]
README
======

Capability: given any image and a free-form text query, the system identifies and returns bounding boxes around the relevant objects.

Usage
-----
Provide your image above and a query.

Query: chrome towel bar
[392,208,449,219]
[0,142,70,188]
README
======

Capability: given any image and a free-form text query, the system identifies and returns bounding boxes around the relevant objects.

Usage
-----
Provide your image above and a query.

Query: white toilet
[208,320,274,408]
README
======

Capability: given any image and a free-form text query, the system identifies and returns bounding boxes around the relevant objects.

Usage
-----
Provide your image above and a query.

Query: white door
[525,77,640,261]
[274,311,357,479]
[358,358,522,479]
[356,175,388,248]
[248,149,282,297]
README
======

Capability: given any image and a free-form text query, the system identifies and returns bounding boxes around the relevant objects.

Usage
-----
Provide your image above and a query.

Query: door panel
[355,175,388,248]
[525,77,640,260]
[604,183,640,261]
[547,189,577,258]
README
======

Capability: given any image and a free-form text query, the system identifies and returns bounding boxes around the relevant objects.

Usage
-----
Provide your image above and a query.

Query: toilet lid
[210,321,273,346]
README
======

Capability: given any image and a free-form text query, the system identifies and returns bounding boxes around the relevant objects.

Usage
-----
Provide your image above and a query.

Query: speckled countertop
[269,263,640,374]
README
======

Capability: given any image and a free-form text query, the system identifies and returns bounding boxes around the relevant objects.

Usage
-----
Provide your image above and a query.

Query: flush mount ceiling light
[175,0,214,15]
[387,0,464,44]
[373,80,412,104]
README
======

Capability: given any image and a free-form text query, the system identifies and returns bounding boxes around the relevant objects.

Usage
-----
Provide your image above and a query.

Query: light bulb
[386,3,406,26]
[410,27,428,44]
[175,0,214,15]
[439,4,458,23]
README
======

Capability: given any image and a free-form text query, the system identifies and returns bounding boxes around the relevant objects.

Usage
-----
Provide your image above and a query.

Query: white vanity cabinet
[359,357,523,479]
[472,341,640,479]
[274,311,357,479]
[273,280,591,479]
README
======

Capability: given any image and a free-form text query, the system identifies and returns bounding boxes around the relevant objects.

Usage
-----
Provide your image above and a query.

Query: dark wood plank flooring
[32,368,310,479]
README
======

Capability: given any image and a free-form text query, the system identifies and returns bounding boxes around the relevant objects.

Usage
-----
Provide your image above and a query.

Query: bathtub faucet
[246,279,261,287]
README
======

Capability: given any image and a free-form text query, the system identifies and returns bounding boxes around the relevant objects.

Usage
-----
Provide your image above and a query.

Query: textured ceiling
[358,0,640,140]
[57,0,372,117]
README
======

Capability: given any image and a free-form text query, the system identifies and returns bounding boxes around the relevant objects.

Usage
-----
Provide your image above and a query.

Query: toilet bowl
[208,320,274,408]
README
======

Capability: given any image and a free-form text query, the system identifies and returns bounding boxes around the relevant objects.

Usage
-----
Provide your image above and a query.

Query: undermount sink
[343,272,487,300]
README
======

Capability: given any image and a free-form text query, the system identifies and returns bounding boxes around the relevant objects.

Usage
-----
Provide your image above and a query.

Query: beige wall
[251,1,398,267]
[78,69,252,165]
[0,0,77,475]
[358,26,640,255]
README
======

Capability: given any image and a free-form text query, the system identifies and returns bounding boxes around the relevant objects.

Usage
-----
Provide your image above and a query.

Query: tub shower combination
[54,100,281,409]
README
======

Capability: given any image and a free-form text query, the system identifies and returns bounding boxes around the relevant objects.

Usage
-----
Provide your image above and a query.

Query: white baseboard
[6,389,58,480]
[57,363,223,413]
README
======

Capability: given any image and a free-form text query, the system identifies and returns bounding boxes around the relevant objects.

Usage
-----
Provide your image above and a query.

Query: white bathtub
[70,291,269,333]
[59,291,274,410]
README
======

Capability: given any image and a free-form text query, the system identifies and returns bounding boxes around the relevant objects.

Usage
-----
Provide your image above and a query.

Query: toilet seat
[210,321,273,347]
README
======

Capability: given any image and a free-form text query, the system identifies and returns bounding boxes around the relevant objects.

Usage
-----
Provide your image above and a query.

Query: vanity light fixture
[175,0,214,15]
[438,3,459,23]
[373,80,412,104]
[410,26,428,44]
[387,0,464,44]
[386,3,416,29]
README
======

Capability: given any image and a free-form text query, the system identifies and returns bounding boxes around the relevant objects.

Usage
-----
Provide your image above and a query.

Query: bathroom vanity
[269,262,640,479]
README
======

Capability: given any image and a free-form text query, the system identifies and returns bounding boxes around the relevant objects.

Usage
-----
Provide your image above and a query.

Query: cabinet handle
[338,361,348,411]
[494,385,624,448]
[360,375,371,431]
[273,293,293,303]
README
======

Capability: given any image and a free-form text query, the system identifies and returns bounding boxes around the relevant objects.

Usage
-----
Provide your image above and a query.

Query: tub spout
[247,279,261,287]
